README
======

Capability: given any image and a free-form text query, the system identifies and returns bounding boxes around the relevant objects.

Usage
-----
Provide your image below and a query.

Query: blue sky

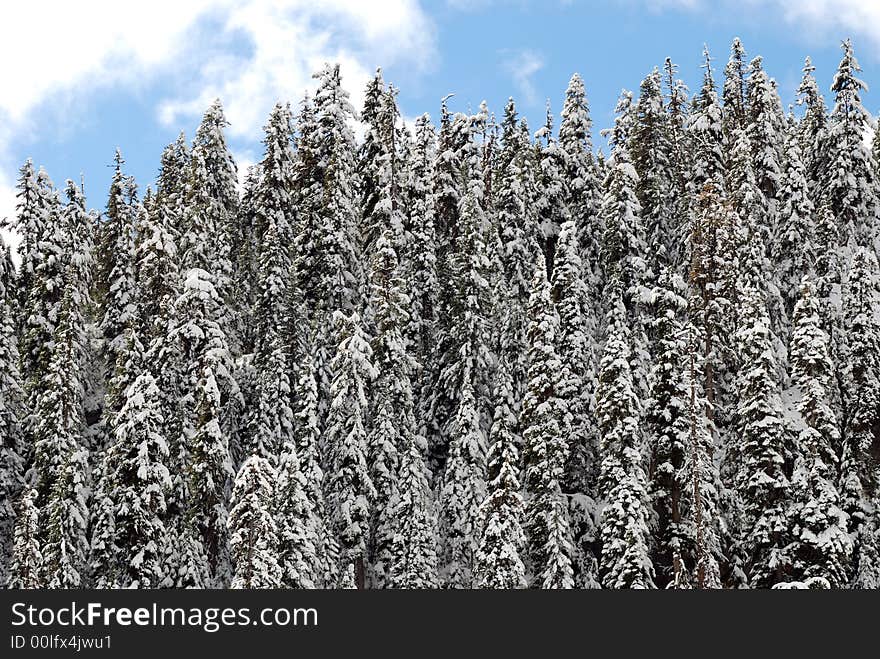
[1,0,879,242]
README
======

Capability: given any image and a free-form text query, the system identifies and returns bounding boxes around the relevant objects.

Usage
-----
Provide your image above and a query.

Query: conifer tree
[0,243,24,584]
[552,220,599,587]
[389,431,439,589]
[438,374,486,588]
[735,285,791,587]
[840,248,880,543]
[136,193,179,346]
[722,38,748,147]
[32,278,85,511]
[366,223,411,587]
[228,455,282,589]
[249,216,293,461]
[275,441,320,589]
[325,311,376,588]
[292,350,335,587]
[822,39,879,247]
[534,101,569,275]
[681,315,723,589]
[309,64,362,316]
[432,134,494,472]
[98,371,171,588]
[97,150,138,407]
[474,360,527,589]
[180,101,238,290]
[746,57,784,206]
[522,263,574,589]
[596,294,655,589]
[172,269,237,586]
[786,276,851,587]
[495,99,538,402]
[645,267,690,586]
[631,67,675,276]
[43,444,90,588]
[559,73,601,286]
[775,131,816,318]
[407,114,441,418]
[796,57,828,198]
[8,488,42,588]
[600,136,647,319]
[689,47,725,192]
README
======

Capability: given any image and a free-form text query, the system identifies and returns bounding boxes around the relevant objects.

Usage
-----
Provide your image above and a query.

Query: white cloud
[628,0,880,55]
[501,49,545,106]
[0,0,435,260]
[762,1,880,56]
[157,1,436,139]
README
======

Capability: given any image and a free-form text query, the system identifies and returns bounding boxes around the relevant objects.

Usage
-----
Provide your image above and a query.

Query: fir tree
[367,216,414,587]
[553,219,600,587]
[558,73,601,287]
[495,99,538,402]
[475,359,527,589]
[522,263,574,589]
[534,101,569,275]
[275,441,320,589]
[325,311,376,588]
[840,248,880,543]
[43,445,90,588]
[722,37,748,147]
[228,455,282,589]
[0,242,24,584]
[735,285,791,587]
[597,294,655,589]
[746,57,784,206]
[689,47,725,192]
[389,431,439,589]
[97,150,138,410]
[438,374,486,588]
[822,39,879,247]
[172,269,237,586]
[645,267,690,586]
[796,57,828,199]
[600,137,647,319]
[775,130,816,318]
[786,276,851,588]
[98,371,172,588]
[631,67,676,276]
[8,488,42,588]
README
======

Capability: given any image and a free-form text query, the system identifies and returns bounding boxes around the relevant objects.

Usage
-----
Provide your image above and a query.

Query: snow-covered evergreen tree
[43,444,90,589]
[631,67,676,277]
[389,431,439,589]
[522,263,574,589]
[439,373,486,588]
[8,487,42,588]
[474,359,526,589]
[275,441,320,589]
[735,284,791,587]
[559,73,601,288]
[0,242,24,585]
[722,38,748,148]
[775,130,816,318]
[172,269,237,586]
[785,276,851,587]
[97,370,171,588]
[597,293,655,589]
[822,39,879,247]
[840,248,880,550]
[325,311,376,588]
[228,455,282,589]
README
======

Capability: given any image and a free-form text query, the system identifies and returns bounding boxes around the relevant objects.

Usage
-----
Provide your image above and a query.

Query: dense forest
[1,36,879,590]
